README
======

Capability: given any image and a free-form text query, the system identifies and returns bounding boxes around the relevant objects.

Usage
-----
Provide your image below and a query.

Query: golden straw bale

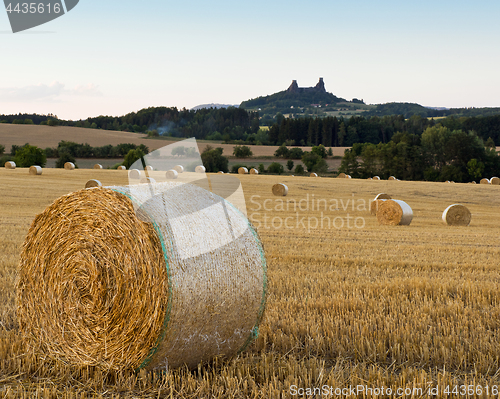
[117,166,126,170]
[272,183,288,196]
[310,172,318,177]
[145,165,154,172]
[377,199,413,226]
[337,173,346,178]
[238,167,248,174]
[29,166,42,175]
[490,177,500,185]
[372,176,380,180]
[249,168,258,174]
[174,165,184,174]
[85,179,102,188]
[195,165,206,173]
[388,176,397,180]
[345,174,352,179]
[480,178,490,184]
[4,161,16,169]
[374,193,391,200]
[217,171,224,174]
[93,164,103,169]
[165,170,178,179]
[64,162,75,170]
[442,204,471,226]
[369,199,386,215]
[17,184,266,371]
[129,169,141,179]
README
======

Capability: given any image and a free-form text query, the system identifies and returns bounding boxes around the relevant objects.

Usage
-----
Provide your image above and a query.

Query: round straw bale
[217,171,224,174]
[388,176,397,180]
[345,174,352,179]
[85,179,102,188]
[64,162,75,170]
[4,161,16,169]
[337,172,346,178]
[195,165,206,173]
[140,177,156,184]
[29,165,42,175]
[238,167,248,174]
[129,169,141,179]
[480,178,490,185]
[369,199,386,215]
[372,176,380,180]
[165,170,178,179]
[93,164,103,169]
[117,166,126,170]
[249,168,258,175]
[442,204,471,226]
[144,165,154,171]
[310,172,318,177]
[272,183,288,196]
[174,165,184,174]
[377,199,413,226]
[490,177,500,185]
[17,184,266,371]
[374,193,391,200]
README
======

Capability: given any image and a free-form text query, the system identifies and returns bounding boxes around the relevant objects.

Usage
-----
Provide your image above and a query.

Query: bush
[274,144,290,158]
[233,145,253,158]
[123,148,146,169]
[289,147,304,159]
[0,155,14,166]
[56,152,77,168]
[311,144,327,158]
[0,144,4,156]
[201,146,228,173]
[14,145,47,167]
[267,162,284,175]
[286,160,294,171]
[294,164,305,174]
[258,163,265,174]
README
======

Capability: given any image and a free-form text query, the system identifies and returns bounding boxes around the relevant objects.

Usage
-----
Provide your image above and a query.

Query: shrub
[294,164,305,174]
[56,152,77,168]
[258,163,265,174]
[123,148,146,169]
[233,145,253,158]
[267,162,284,175]
[14,145,47,167]
[201,147,228,173]
[286,160,294,171]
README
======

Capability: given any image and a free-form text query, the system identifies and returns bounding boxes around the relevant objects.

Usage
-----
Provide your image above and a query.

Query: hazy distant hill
[190,103,238,111]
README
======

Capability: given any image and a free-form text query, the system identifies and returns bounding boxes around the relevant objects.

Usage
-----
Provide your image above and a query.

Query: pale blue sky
[1,0,499,119]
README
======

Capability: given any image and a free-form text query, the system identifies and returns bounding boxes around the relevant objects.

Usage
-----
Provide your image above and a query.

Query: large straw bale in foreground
[17,183,266,372]
[5,161,16,169]
[377,199,413,226]
[369,199,386,215]
[442,204,471,226]
[272,183,288,196]
[29,166,42,175]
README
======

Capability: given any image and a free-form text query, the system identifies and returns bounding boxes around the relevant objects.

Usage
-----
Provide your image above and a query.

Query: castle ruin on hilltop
[287,77,326,93]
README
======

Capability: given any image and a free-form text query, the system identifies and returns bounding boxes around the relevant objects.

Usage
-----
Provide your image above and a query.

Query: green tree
[301,152,326,173]
[286,159,294,171]
[311,144,327,158]
[485,137,496,149]
[123,148,146,169]
[289,147,304,159]
[55,152,77,168]
[172,146,186,157]
[294,164,305,174]
[14,145,46,167]
[233,145,253,158]
[201,146,228,173]
[267,162,284,174]
[328,147,333,157]
[258,163,265,174]
[0,144,4,156]
[467,158,485,180]
[274,144,290,158]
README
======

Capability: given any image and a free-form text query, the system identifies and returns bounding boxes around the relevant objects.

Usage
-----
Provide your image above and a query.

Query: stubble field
[0,168,499,398]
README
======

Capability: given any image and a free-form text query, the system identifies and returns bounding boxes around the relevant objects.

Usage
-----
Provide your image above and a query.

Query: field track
[0,169,499,397]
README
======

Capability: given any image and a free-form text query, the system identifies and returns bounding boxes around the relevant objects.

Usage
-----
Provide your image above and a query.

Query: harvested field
[1,170,499,397]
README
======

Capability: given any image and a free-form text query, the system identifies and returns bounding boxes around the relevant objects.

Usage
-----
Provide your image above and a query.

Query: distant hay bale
[129,169,141,179]
[4,161,16,169]
[165,170,178,179]
[140,177,156,184]
[374,193,391,200]
[372,176,380,180]
[217,171,224,174]
[94,164,103,169]
[117,166,126,170]
[17,183,266,371]
[238,167,248,174]
[310,173,318,177]
[249,168,258,175]
[480,178,490,185]
[174,165,184,174]
[490,177,500,185]
[337,173,346,178]
[29,166,42,175]
[369,199,386,215]
[442,204,471,226]
[272,183,288,196]
[195,165,206,173]
[145,165,154,172]
[64,162,75,170]
[85,179,102,188]
[388,176,397,180]
[377,199,413,226]
[345,174,352,179]
[368,177,373,180]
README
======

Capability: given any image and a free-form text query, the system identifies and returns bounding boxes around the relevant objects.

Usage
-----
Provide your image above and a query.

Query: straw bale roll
[85,179,102,188]
[217,171,224,174]
[238,167,248,174]
[145,165,154,172]
[490,177,500,185]
[117,166,126,170]
[64,162,75,170]
[374,193,391,200]
[29,166,42,175]
[345,174,351,179]
[5,161,16,169]
[372,176,380,180]
[195,165,206,173]
[174,165,184,174]
[388,176,396,180]
[310,172,318,177]
[165,170,178,179]
[337,173,346,178]
[129,169,141,179]
[480,178,490,184]
[272,183,288,196]
[249,168,258,175]
[94,164,103,169]
[17,182,266,372]
[377,199,413,226]
[442,204,471,226]
[369,199,386,215]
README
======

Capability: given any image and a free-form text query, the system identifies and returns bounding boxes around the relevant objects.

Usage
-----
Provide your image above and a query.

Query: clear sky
[1,0,499,120]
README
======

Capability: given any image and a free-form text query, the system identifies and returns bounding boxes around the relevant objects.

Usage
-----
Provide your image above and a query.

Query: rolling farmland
[0,168,499,398]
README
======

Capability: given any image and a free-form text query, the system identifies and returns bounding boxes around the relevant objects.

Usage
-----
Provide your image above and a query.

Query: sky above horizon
[1,0,499,120]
